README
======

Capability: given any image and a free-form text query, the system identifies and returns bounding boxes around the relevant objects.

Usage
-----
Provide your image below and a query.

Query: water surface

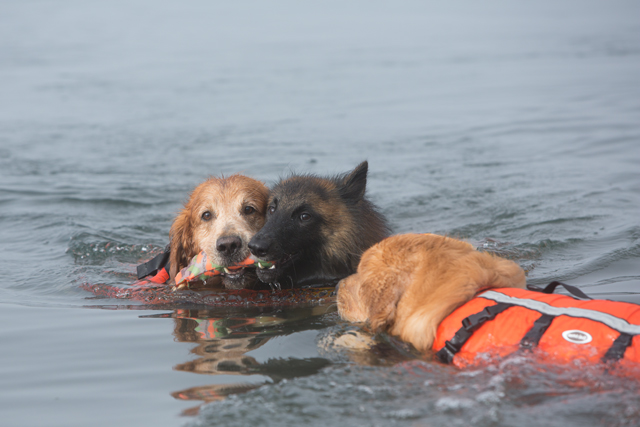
[1,1,639,426]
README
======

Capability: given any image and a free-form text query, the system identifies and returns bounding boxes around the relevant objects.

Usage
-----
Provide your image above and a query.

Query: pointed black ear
[338,161,368,202]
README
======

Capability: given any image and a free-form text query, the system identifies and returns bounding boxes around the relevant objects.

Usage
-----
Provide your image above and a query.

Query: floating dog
[337,233,640,368]
[248,161,390,288]
[167,175,269,290]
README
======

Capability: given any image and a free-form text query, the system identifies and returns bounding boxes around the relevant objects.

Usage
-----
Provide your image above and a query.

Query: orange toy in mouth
[174,251,274,287]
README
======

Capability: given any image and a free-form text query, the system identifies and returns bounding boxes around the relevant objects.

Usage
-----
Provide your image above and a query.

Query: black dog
[248,161,390,288]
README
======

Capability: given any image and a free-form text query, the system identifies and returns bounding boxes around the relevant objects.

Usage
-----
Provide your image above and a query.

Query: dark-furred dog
[248,161,390,288]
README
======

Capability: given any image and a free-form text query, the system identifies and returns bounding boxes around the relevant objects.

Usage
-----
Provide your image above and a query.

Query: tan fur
[310,181,358,269]
[337,233,526,352]
[169,175,268,288]
[272,177,358,268]
[289,170,368,275]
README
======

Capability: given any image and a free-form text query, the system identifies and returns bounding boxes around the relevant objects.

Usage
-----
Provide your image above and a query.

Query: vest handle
[527,281,592,300]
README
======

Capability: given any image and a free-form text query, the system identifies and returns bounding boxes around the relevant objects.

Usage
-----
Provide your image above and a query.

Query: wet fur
[248,161,390,287]
[337,233,526,352]
[169,175,269,290]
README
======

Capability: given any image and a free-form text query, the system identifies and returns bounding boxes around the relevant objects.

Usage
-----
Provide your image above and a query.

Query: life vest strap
[137,245,171,280]
[602,333,633,363]
[436,302,513,364]
[520,314,555,350]
[480,290,640,336]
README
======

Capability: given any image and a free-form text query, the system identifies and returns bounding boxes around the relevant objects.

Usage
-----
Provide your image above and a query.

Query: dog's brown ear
[338,161,368,202]
[169,210,198,280]
[357,270,407,332]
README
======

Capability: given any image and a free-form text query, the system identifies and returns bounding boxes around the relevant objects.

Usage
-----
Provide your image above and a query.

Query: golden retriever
[169,175,269,290]
[337,233,526,352]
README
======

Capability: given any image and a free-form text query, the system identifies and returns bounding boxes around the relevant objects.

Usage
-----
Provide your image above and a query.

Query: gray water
[1,1,640,426]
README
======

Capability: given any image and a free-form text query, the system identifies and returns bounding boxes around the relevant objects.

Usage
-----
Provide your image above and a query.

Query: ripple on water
[188,355,640,427]
[67,235,165,265]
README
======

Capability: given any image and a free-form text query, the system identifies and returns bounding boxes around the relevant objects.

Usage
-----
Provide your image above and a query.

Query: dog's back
[338,233,640,371]
[338,233,526,351]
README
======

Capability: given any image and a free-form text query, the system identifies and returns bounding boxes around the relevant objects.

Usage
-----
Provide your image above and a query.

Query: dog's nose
[248,237,270,259]
[216,236,242,256]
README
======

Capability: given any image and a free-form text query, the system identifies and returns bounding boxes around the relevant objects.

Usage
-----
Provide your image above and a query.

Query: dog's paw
[331,330,375,350]
[317,326,374,359]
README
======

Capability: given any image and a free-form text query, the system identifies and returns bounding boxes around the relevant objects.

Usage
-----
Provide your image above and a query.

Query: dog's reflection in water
[164,306,334,416]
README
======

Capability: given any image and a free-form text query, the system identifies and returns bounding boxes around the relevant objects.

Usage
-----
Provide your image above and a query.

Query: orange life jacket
[433,283,640,368]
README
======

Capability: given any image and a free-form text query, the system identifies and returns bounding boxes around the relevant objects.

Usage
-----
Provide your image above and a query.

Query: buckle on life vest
[439,340,461,364]
[436,302,513,364]
[461,303,512,331]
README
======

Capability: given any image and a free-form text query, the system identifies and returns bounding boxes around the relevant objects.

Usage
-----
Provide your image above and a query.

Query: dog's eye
[243,206,256,215]
[299,213,311,222]
[268,206,276,214]
[201,211,212,221]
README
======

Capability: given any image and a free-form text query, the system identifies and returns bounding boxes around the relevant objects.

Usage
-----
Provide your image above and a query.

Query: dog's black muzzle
[248,234,273,260]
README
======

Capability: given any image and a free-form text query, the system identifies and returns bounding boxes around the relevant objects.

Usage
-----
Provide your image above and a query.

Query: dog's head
[169,175,269,290]
[248,161,375,286]
[336,273,371,324]
[335,240,398,329]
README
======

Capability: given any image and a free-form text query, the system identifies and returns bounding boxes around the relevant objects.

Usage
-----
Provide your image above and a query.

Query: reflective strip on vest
[479,290,640,336]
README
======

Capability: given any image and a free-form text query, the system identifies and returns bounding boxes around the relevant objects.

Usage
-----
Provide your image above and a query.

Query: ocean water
[1,1,639,426]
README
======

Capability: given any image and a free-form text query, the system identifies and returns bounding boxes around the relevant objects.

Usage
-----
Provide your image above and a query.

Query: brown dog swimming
[337,234,640,370]
[248,161,390,288]
[169,175,269,290]
[337,233,526,353]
